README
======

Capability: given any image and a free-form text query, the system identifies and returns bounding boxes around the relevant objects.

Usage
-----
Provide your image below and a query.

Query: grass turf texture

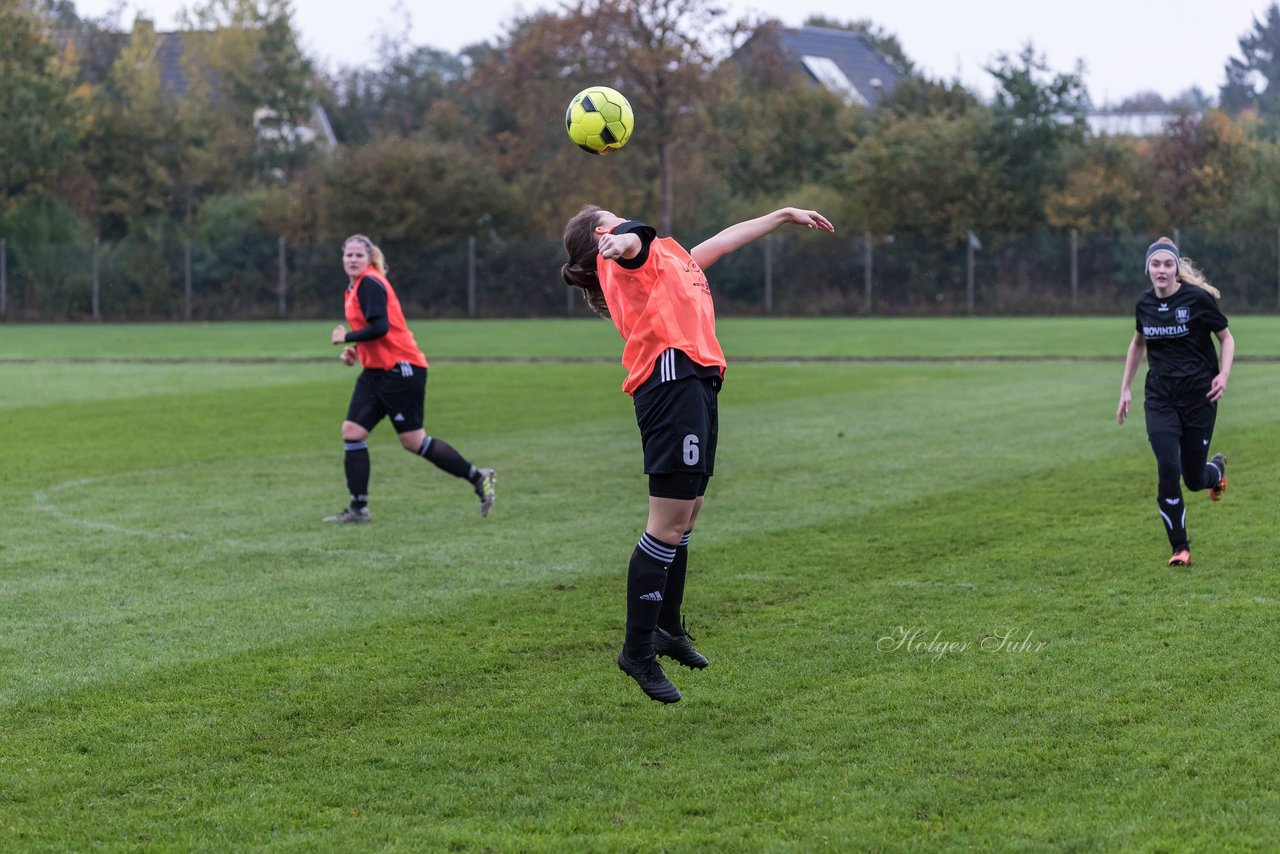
[2,319,1278,850]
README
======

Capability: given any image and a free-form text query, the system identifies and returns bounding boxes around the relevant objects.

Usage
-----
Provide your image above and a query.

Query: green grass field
[2,318,1279,850]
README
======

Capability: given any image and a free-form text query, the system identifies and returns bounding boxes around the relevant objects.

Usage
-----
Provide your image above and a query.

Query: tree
[462,0,743,236]
[461,10,630,236]
[321,44,469,145]
[0,0,82,209]
[1112,90,1170,112]
[1172,87,1215,112]
[839,108,999,240]
[1221,2,1280,129]
[1110,88,1213,113]
[182,0,319,182]
[313,136,523,244]
[39,0,123,84]
[707,23,859,203]
[874,73,980,120]
[981,44,1088,233]
[600,0,743,233]
[1044,136,1161,234]
[1145,110,1250,231]
[82,18,190,238]
[1223,123,1280,229]
[78,1,320,239]
[471,0,741,234]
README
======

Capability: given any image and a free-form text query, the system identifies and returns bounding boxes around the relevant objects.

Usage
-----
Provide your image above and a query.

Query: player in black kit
[1116,238,1235,567]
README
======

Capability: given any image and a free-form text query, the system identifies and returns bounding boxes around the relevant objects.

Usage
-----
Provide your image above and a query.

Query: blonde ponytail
[1177,256,1220,299]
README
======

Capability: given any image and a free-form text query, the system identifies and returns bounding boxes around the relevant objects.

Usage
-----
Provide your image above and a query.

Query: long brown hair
[1149,236,1220,298]
[560,204,610,316]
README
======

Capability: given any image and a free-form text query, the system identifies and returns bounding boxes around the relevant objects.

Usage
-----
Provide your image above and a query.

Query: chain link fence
[2,229,1278,321]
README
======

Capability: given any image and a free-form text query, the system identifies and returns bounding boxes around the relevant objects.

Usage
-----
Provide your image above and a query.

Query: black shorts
[634,375,720,482]
[1144,380,1216,438]
[346,363,427,434]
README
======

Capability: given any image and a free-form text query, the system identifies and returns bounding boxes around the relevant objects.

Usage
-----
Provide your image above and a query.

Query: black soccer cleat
[474,468,496,517]
[653,625,709,669]
[323,506,371,524]
[617,650,681,703]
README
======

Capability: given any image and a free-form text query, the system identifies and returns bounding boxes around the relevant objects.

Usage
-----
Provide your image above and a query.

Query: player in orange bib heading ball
[562,205,835,703]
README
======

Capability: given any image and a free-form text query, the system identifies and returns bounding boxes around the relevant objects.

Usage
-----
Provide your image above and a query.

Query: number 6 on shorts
[682,433,700,466]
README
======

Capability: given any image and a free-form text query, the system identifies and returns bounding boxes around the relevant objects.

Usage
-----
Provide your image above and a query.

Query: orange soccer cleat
[1209,453,1228,502]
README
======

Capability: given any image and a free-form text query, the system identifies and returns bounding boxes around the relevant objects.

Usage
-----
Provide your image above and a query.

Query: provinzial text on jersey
[1143,324,1189,337]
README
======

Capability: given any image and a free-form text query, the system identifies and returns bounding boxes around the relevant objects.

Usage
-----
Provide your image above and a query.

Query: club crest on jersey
[1175,306,1190,324]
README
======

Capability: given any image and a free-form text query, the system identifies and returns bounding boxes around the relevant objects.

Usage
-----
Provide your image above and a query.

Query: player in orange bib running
[324,234,496,523]
[562,205,835,703]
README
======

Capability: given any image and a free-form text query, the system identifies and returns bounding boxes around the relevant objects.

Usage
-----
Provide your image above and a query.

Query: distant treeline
[5,0,1280,318]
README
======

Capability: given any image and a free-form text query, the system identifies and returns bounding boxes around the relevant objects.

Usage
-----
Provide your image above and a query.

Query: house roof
[55,26,199,93]
[153,30,197,96]
[58,22,337,147]
[774,26,904,107]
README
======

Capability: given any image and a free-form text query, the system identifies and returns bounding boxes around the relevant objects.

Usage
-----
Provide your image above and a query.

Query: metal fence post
[863,231,872,315]
[763,235,773,314]
[1070,228,1079,310]
[184,240,193,321]
[277,237,286,318]
[965,231,976,316]
[92,237,101,321]
[0,239,6,320]
[467,235,477,318]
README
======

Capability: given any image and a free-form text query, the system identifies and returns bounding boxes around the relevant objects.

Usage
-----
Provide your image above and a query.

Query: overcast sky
[71,0,1275,104]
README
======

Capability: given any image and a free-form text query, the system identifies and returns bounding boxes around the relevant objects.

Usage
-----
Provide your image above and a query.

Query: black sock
[1205,457,1224,490]
[344,440,370,509]
[658,531,691,633]
[1157,484,1187,551]
[417,436,475,480]
[623,533,676,660]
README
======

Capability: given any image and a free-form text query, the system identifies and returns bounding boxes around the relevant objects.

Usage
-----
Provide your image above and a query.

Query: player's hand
[1207,373,1228,402]
[340,346,358,366]
[597,232,639,260]
[784,208,835,233]
[1116,389,1131,425]
[331,324,348,345]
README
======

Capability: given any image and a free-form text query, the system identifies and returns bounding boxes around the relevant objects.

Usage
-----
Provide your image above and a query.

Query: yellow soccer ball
[565,86,634,155]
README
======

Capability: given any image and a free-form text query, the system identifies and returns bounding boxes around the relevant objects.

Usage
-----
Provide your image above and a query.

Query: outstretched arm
[690,207,834,270]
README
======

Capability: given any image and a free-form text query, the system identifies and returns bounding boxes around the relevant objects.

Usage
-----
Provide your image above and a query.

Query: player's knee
[341,423,367,442]
[647,522,687,546]
[1155,460,1181,485]
[399,432,428,452]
